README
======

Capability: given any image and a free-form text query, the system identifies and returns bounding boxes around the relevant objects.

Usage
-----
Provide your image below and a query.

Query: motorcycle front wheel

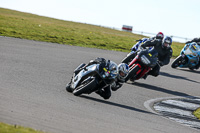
[125,65,140,82]
[66,83,73,92]
[122,53,135,64]
[171,55,183,68]
[73,77,97,96]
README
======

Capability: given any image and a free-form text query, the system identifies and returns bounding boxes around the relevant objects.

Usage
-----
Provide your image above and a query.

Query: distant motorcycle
[171,42,200,70]
[66,61,118,96]
[125,47,158,82]
[122,38,150,64]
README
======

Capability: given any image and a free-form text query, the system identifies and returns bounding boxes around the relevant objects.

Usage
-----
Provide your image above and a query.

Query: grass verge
[193,108,200,120]
[0,7,184,57]
[0,122,45,133]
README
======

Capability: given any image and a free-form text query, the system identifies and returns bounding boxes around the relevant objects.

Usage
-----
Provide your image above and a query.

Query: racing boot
[95,87,111,100]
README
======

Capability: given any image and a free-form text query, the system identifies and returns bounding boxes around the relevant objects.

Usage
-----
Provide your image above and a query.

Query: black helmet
[156,32,164,40]
[162,36,172,49]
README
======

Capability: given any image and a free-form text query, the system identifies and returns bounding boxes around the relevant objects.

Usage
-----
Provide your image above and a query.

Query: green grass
[193,108,200,120]
[0,122,45,133]
[0,7,184,57]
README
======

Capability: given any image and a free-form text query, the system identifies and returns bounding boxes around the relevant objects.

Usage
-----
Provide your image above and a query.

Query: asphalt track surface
[0,37,200,133]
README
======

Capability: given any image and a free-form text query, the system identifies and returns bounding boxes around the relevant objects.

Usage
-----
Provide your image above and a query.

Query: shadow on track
[129,82,197,98]
[177,68,200,74]
[80,95,154,115]
[160,72,200,84]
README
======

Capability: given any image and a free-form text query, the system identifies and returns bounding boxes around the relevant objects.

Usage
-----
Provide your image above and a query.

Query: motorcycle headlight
[141,55,150,65]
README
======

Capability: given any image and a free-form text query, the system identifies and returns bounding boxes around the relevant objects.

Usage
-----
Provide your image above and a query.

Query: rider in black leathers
[131,32,164,51]
[84,58,112,99]
[68,58,129,99]
[140,36,173,78]
[84,58,129,99]
[186,37,200,45]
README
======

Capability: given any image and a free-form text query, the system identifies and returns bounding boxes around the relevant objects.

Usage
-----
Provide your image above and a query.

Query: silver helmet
[117,63,129,81]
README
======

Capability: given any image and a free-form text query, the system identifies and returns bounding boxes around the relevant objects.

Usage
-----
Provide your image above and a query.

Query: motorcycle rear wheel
[73,78,97,96]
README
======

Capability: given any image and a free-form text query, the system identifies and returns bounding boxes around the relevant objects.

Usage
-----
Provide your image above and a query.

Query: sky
[0,0,199,42]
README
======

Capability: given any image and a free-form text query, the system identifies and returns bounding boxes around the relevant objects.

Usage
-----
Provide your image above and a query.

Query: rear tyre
[171,55,183,68]
[73,78,97,96]
[125,65,140,82]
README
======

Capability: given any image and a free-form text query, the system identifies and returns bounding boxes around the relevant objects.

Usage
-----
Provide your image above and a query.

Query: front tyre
[122,53,135,64]
[125,65,140,82]
[66,84,73,92]
[171,55,183,68]
[73,78,97,96]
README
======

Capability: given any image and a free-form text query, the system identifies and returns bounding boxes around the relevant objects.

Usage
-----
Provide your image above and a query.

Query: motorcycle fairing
[71,64,98,89]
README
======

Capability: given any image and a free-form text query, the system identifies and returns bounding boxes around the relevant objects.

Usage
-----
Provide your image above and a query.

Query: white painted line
[154,106,195,118]
[144,96,184,114]
[169,117,200,128]
[162,100,200,110]
[144,96,200,130]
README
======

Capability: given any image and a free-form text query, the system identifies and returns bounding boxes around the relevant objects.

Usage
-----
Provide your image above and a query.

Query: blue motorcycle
[121,38,150,64]
[171,42,200,70]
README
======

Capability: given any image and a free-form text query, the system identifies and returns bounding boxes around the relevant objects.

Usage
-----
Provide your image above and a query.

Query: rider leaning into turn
[150,32,165,41]
[131,32,164,51]
[185,37,200,69]
[140,36,173,78]
[186,37,200,45]
[77,58,129,99]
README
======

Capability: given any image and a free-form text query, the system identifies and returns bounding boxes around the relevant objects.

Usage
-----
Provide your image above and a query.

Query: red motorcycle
[125,47,158,82]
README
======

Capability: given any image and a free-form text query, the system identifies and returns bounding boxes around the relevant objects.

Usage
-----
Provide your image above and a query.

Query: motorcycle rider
[123,32,165,64]
[152,32,165,41]
[185,37,200,69]
[96,62,129,99]
[111,63,129,91]
[140,36,173,78]
[67,58,129,99]
[131,32,164,51]
[186,37,200,45]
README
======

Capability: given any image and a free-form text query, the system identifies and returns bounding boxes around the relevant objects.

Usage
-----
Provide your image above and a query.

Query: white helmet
[117,63,129,81]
